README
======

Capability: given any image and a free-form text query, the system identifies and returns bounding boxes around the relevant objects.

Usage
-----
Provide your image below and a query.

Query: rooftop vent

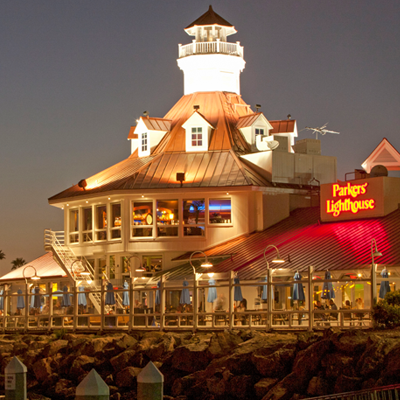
[255,104,261,112]
[193,105,200,110]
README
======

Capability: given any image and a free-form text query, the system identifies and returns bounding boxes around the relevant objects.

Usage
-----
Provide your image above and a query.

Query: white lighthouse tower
[177,5,246,95]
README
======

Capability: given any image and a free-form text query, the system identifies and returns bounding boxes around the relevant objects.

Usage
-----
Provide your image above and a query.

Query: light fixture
[141,195,144,198]
[263,244,285,267]
[129,255,145,275]
[208,272,214,278]
[23,265,40,284]
[71,259,91,278]
[189,250,213,274]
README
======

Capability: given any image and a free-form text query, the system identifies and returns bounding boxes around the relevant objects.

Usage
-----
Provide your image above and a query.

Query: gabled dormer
[134,116,171,157]
[361,138,400,173]
[236,113,274,151]
[182,110,214,152]
[127,126,138,155]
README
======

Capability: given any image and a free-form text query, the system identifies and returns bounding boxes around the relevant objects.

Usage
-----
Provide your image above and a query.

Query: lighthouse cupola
[177,5,246,95]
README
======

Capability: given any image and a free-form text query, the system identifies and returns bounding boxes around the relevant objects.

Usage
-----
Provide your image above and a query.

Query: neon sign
[326,182,375,217]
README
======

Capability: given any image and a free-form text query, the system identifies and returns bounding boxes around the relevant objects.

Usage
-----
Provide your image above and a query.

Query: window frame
[69,208,80,244]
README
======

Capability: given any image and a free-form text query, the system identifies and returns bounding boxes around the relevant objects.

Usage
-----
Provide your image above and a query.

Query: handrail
[179,40,243,58]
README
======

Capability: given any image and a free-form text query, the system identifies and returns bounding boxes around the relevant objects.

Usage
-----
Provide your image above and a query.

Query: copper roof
[236,113,263,129]
[173,207,400,279]
[127,126,138,139]
[141,117,172,132]
[185,5,234,29]
[269,120,296,134]
[0,252,66,282]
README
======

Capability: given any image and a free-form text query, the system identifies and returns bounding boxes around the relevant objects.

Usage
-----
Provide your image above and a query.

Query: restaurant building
[0,7,399,330]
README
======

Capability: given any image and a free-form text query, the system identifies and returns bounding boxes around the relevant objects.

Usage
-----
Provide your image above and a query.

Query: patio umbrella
[379,268,391,298]
[321,271,335,300]
[17,289,25,309]
[30,286,35,308]
[155,281,161,305]
[180,279,191,305]
[62,286,71,307]
[293,272,305,301]
[261,276,274,301]
[207,279,217,303]
[0,289,3,311]
[33,287,42,309]
[105,282,116,306]
[78,286,87,307]
[122,281,130,307]
[234,276,243,302]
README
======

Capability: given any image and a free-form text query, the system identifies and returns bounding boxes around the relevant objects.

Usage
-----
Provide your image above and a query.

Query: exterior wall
[261,193,290,230]
[177,54,245,95]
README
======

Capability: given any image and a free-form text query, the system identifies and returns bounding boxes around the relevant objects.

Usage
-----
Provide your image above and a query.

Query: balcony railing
[179,40,243,59]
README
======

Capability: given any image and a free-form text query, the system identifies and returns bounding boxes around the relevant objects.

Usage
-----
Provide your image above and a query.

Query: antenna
[303,123,340,140]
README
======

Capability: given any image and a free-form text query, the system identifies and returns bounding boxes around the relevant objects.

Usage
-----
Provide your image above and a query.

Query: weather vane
[303,123,340,140]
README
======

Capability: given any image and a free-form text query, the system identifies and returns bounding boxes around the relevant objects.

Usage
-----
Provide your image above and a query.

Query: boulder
[254,378,278,399]
[322,353,355,378]
[42,339,69,357]
[334,375,362,393]
[306,376,329,396]
[32,357,54,382]
[115,366,142,388]
[110,349,136,372]
[172,342,210,373]
[69,355,95,380]
[252,348,295,378]
[54,378,75,399]
[115,334,138,351]
[227,375,256,399]
[332,331,368,354]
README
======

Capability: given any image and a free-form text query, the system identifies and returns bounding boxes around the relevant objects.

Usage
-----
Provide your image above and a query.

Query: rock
[110,393,121,400]
[307,376,329,396]
[110,349,136,372]
[254,378,278,399]
[13,341,29,355]
[70,355,95,380]
[42,339,69,357]
[54,378,75,399]
[206,376,229,396]
[323,353,355,378]
[333,331,369,354]
[334,375,362,393]
[228,375,256,399]
[172,342,210,373]
[252,348,295,378]
[81,337,115,356]
[28,394,52,400]
[115,334,138,351]
[115,366,142,388]
[32,357,54,382]
[172,375,197,397]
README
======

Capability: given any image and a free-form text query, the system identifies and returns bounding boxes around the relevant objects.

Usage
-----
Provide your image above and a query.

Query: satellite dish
[267,140,279,151]
[370,165,388,178]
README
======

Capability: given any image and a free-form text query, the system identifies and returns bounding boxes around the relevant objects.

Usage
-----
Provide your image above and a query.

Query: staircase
[44,229,123,313]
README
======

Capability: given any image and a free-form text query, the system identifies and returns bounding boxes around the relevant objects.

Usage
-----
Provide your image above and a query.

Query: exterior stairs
[44,229,123,313]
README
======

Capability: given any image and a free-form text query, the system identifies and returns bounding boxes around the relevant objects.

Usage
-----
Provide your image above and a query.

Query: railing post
[193,275,198,330]
[308,266,314,331]
[216,38,220,53]
[4,285,9,330]
[192,39,196,54]
[160,275,165,330]
[100,281,105,331]
[73,281,78,331]
[178,43,182,58]
[229,271,234,329]
[129,277,134,331]
[47,282,52,332]
[5,356,27,400]
[24,283,29,332]
[267,268,272,330]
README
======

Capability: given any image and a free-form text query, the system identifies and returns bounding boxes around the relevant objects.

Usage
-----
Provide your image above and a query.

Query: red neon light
[326,182,375,217]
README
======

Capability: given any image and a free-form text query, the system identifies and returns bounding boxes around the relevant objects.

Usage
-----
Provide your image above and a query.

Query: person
[236,299,247,325]
[213,294,227,311]
[297,300,305,325]
[344,300,351,309]
[314,300,326,322]
[355,298,364,323]
[329,299,338,320]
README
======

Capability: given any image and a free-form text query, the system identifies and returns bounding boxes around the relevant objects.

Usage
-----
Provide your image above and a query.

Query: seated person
[329,299,338,319]
[314,300,326,321]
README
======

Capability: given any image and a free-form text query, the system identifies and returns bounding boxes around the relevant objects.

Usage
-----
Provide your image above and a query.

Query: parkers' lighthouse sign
[319,177,399,222]
[326,182,375,217]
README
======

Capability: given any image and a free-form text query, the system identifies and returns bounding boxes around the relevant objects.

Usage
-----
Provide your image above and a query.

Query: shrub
[372,290,400,328]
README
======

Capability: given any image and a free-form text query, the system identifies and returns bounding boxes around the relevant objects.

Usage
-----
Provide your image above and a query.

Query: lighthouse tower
[177,5,246,95]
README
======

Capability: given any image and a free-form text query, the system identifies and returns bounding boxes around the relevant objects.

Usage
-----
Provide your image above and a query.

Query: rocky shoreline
[0,328,399,400]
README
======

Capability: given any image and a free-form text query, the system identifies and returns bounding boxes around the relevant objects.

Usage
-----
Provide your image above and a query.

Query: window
[209,198,232,224]
[82,207,93,242]
[109,255,115,280]
[142,255,162,274]
[111,203,122,239]
[69,209,79,243]
[183,199,205,236]
[141,133,148,152]
[97,258,106,280]
[95,205,107,241]
[157,199,179,237]
[255,128,264,135]
[132,200,153,237]
[191,127,203,147]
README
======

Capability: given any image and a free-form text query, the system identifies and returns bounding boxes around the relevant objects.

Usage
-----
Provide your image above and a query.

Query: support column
[308,266,314,331]
[267,269,272,330]
[193,274,198,330]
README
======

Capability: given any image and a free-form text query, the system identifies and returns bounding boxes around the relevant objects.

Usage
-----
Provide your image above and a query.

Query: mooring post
[137,361,164,400]
[75,369,109,400]
[5,356,27,400]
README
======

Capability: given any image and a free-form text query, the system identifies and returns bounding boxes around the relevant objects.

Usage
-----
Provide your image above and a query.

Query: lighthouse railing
[179,40,243,58]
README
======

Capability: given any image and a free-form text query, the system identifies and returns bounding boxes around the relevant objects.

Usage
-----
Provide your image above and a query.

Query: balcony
[179,40,243,59]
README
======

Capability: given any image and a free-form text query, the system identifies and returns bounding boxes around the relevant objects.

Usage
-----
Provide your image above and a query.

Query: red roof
[185,6,234,29]
[174,207,400,279]
[269,120,296,134]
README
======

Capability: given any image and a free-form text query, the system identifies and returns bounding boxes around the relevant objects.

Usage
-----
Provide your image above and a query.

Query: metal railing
[304,384,400,400]
[179,40,243,58]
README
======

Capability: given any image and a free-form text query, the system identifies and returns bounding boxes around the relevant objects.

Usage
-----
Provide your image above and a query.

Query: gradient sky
[1,1,399,275]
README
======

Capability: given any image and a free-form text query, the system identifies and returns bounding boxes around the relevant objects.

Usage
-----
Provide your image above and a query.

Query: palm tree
[11,258,26,270]
[0,250,5,261]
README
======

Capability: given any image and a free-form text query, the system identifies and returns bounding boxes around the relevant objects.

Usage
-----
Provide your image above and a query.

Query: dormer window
[255,128,264,136]
[141,133,148,152]
[191,127,203,147]
[182,111,214,152]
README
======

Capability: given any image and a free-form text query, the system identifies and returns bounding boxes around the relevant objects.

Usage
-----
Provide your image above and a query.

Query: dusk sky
[1,1,399,275]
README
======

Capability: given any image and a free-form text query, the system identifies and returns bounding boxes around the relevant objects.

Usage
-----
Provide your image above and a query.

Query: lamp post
[371,239,382,306]
[22,265,40,284]
[129,255,145,276]
[189,251,213,330]
[263,245,285,330]
[22,265,40,329]
[71,259,91,279]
